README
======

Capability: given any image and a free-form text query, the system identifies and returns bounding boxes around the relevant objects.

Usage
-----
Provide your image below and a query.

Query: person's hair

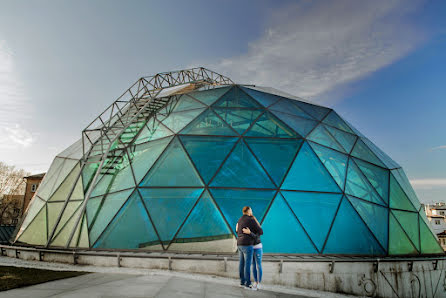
[242,206,251,214]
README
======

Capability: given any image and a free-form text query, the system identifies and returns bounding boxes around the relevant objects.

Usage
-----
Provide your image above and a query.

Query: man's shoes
[244,284,257,291]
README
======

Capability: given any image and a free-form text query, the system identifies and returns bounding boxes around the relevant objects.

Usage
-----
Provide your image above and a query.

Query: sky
[0,0,445,203]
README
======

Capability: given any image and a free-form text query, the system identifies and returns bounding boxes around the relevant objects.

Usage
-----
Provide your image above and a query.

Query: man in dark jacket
[236,206,263,288]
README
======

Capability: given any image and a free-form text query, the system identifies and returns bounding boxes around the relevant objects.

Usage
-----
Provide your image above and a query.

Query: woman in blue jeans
[242,216,263,290]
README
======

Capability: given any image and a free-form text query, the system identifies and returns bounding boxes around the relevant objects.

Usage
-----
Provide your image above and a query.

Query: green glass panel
[51,204,82,247]
[134,118,173,145]
[188,86,231,106]
[53,201,82,236]
[38,158,78,201]
[245,138,301,186]
[77,215,90,248]
[245,111,299,138]
[172,94,206,112]
[17,197,46,235]
[392,210,420,251]
[47,202,65,236]
[323,197,385,255]
[355,158,389,204]
[139,188,203,243]
[391,168,421,211]
[389,175,416,211]
[419,217,444,254]
[262,194,317,253]
[293,101,330,121]
[68,213,84,248]
[307,124,345,153]
[361,137,400,169]
[17,205,47,245]
[282,142,341,192]
[214,108,262,135]
[345,159,386,206]
[86,195,103,228]
[324,125,357,153]
[388,212,418,255]
[210,188,276,234]
[240,86,280,108]
[213,86,262,108]
[48,163,82,202]
[107,155,136,194]
[310,142,348,190]
[119,121,145,144]
[351,139,385,168]
[90,173,113,197]
[269,99,313,119]
[180,136,237,184]
[82,161,99,192]
[348,196,388,250]
[180,108,237,136]
[140,137,204,187]
[270,111,318,137]
[161,108,206,133]
[282,191,342,251]
[322,111,354,134]
[210,140,275,188]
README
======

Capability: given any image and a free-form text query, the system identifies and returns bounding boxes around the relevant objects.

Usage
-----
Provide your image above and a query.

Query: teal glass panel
[120,121,145,144]
[282,191,342,251]
[134,118,173,145]
[180,136,237,184]
[322,111,354,134]
[392,210,420,251]
[94,191,160,249]
[270,111,318,137]
[347,196,388,250]
[388,212,418,255]
[355,158,389,203]
[88,189,134,245]
[391,168,421,211]
[140,137,204,187]
[262,194,317,253]
[351,139,385,168]
[180,108,237,136]
[82,161,99,192]
[307,124,345,153]
[282,142,341,192]
[361,137,400,169]
[90,174,113,197]
[419,217,444,254]
[245,111,299,138]
[389,175,416,211]
[175,191,232,240]
[324,125,357,153]
[240,86,280,108]
[214,108,262,135]
[293,101,330,121]
[161,108,206,133]
[139,188,203,242]
[269,99,313,119]
[172,94,206,112]
[86,195,103,228]
[210,140,275,188]
[323,197,385,255]
[245,138,301,186]
[310,142,348,190]
[345,159,386,206]
[209,188,275,234]
[213,86,262,108]
[188,86,231,106]
[107,154,136,194]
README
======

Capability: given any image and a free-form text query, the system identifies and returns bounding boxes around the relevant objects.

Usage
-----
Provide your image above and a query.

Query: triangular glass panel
[355,158,389,204]
[209,189,276,234]
[68,213,86,248]
[90,173,113,197]
[307,124,345,153]
[140,137,204,187]
[161,108,206,133]
[245,111,299,138]
[361,137,400,169]
[48,163,83,202]
[134,118,173,145]
[213,86,262,108]
[293,101,330,121]
[51,203,82,247]
[210,140,275,188]
[282,191,342,251]
[388,212,418,255]
[392,210,420,251]
[282,142,341,193]
[17,197,46,236]
[37,157,77,201]
[345,159,386,206]
[180,136,237,184]
[172,94,206,112]
[240,86,281,108]
[77,215,90,248]
[347,196,388,250]
[245,138,302,186]
[188,86,231,106]
[47,202,65,236]
[180,108,238,136]
[82,161,99,192]
[323,197,385,255]
[391,168,421,211]
[324,125,357,153]
[310,142,348,190]
[322,111,354,134]
[17,204,47,245]
[139,188,203,243]
[106,153,137,194]
[214,108,262,135]
[270,111,318,137]
[52,201,82,237]
[419,216,444,254]
[351,139,385,168]
[94,191,161,249]
[389,175,416,212]
[269,99,313,119]
[262,193,317,253]
[86,195,103,228]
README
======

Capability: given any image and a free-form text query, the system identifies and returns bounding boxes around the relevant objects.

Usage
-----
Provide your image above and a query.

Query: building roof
[0,225,15,244]
[24,173,45,179]
[429,215,445,218]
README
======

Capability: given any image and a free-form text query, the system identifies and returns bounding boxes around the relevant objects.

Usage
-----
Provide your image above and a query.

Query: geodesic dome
[14,68,443,256]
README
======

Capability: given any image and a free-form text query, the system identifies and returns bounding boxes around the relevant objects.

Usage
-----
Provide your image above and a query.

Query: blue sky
[0,0,445,203]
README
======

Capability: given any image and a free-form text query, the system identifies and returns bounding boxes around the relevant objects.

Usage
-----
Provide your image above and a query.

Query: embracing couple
[236,206,263,291]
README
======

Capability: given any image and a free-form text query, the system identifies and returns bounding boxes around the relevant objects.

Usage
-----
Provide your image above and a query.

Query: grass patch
[0,266,88,291]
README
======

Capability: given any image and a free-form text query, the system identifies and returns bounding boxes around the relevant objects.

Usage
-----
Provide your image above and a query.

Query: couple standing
[236,206,263,290]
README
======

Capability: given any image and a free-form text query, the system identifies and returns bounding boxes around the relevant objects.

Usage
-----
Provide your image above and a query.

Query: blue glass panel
[214,108,262,135]
[391,168,421,211]
[262,194,317,253]
[389,175,416,212]
[355,158,389,204]
[282,191,342,251]
[270,111,318,137]
[307,124,345,153]
[245,111,299,138]
[361,137,400,169]
[269,99,313,119]
[310,142,348,190]
[172,94,206,112]
[388,212,418,255]
[140,137,204,187]
[419,217,444,254]
[94,191,160,249]
[245,138,302,186]
[293,101,330,121]
[209,188,275,234]
[323,197,385,255]
[213,86,262,108]
[188,86,231,106]
[282,142,341,192]
[210,141,275,188]
[347,196,388,250]
[240,86,280,108]
[322,111,354,134]
[180,108,237,136]
[161,108,206,133]
[351,139,386,168]
[139,188,204,242]
[324,125,357,153]
[392,210,419,251]
[180,136,237,184]
[345,159,386,206]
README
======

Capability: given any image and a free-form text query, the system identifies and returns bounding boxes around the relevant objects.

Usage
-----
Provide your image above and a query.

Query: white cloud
[410,179,446,190]
[431,145,446,151]
[2,124,34,147]
[205,0,426,101]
